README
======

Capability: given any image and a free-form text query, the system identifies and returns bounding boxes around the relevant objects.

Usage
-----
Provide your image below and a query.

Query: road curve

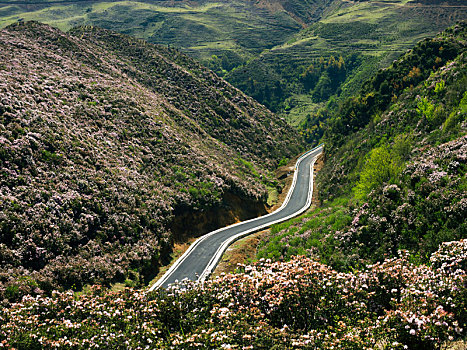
[149,145,323,291]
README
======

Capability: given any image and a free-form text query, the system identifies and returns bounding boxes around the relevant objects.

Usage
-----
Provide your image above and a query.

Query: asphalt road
[150,145,323,290]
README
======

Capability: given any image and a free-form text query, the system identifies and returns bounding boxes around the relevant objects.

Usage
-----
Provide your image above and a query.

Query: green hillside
[0,0,333,71]
[227,0,467,121]
[258,22,467,271]
[1,0,463,126]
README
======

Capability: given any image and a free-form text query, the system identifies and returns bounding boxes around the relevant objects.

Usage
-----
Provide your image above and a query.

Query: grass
[266,186,279,206]
[256,196,353,268]
[212,230,265,277]
[281,95,325,127]
[0,0,301,65]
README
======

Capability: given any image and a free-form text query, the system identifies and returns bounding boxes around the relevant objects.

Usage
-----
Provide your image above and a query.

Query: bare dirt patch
[312,152,324,207]
[211,230,268,277]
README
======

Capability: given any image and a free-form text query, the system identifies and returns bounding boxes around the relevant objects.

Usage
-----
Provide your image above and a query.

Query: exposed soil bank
[169,191,268,243]
[154,151,323,283]
[148,191,268,283]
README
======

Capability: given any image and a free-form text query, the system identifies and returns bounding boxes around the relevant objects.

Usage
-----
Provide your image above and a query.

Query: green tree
[354,145,402,200]
[392,133,412,162]
[416,96,435,121]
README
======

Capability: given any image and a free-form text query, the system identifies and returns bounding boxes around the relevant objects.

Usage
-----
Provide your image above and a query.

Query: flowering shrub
[261,134,466,274]
[0,240,465,349]
[345,135,467,263]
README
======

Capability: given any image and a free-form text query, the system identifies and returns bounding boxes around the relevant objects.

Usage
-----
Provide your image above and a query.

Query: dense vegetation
[1,0,464,125]
[226,52,364,112]
[243,23,467,348]
[1,240,465,349]
[0,21,302,303]
[258,22,467,283]
[0,10,466,350]
[227,0,466,121]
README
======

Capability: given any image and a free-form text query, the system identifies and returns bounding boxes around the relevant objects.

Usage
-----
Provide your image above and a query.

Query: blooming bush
[345,135,467,263]
[262,28,467,271]
[0,240,465,349]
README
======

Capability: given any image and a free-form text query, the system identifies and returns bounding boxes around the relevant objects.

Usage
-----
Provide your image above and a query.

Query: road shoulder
[212,151,324,277]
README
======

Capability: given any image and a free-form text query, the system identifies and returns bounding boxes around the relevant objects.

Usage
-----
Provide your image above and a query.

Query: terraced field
[227,0,467,124]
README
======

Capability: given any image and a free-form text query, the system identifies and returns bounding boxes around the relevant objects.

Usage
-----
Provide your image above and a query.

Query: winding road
[149,145,323,290]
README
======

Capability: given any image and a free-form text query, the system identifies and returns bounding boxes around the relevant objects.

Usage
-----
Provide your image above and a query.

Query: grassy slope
[257,22,467,269]
[0,0,309,67]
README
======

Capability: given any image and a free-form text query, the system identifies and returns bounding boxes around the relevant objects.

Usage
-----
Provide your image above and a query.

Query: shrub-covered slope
[236,24,466,347]
[0,21,302,301]
[0,21,466,350]
[320,23,467,199]
[258,22,467,269]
